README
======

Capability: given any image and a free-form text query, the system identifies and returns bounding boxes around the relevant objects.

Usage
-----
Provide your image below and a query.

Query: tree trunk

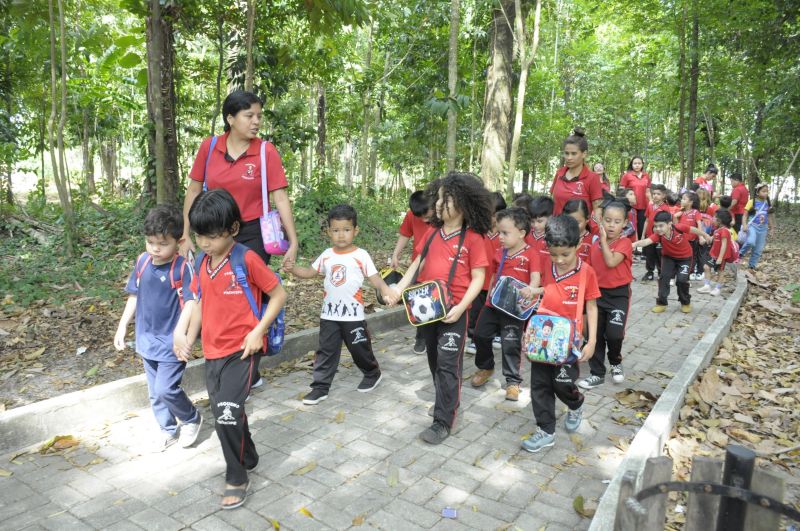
[101,139,117,193]
[211,18,224,135]
[316,81,326,169]
[344,137,353,188]
[359,21,374,197]
[677,0,688,187]
[469,28,478,171]
[686,0,699,180]
[244,0,255,92]
[521,168,530,193]
[81,108,95,194]
[480,0,515,190]
[2,53,12,204]
[750,103,765,189]
[445,0,460,171]
[48,0,76,255]
[507,0,542,198]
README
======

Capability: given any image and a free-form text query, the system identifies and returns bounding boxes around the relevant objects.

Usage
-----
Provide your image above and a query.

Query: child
[563,199,594,265]
[729,172,749,232]
[698,209,735,296]
[466,192,507,355]
[521,215,598,453]
[390,190,433,354]
[524,195,555,266]
[470,207,541,401]
[633,211,710,313]
[666,191,681,215]
[578,201,633,389]
[390,172,492,445]
[738,182,775,270]
[180,189,287,510]
[285,204,393,404]
[694,164,717,198]
[114,205,202,452]
[640,184,670,281]
[718,195,738,241]
[674,191,703,280]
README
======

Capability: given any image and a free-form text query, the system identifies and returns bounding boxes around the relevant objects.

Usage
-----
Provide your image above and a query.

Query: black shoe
[302,389,328,405]
[413,336,426,354]
[420,421,450,445]
[640,271,654,281]
[357,373,382,392]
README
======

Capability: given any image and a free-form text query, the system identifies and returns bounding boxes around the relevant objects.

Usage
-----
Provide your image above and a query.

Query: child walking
[674,191,703,280]
[521,215,598,453]
[640,184,670,281]
[563,199,594,265]
[738,183,775,270]
[390,172,492,445]
[180,189,287,510]
[524,195,555,266]
[698,209,735,296]
[469,207,541,401]
[579,201,633,389]
[634,211,710,313]
[114,205,202,452]
[285,204,393,405]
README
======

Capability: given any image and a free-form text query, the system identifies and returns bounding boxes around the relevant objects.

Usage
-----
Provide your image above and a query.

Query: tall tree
[677,0,688,187]
[445,0,459,171]
[359,20,374,196]
[685,0,700,179]
[244,0,255,92]
[480,0,515,190]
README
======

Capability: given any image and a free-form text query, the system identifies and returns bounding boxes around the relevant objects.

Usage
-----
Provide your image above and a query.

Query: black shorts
[704,256,724,272]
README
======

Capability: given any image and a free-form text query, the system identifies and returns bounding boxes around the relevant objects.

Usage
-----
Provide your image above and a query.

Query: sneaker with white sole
[709,287,721,296]
[492,336,501,349]
[357,373,382,392]
[521,428,555,453]
[464,342,477,355]
[697,284,711,293]
[565,406,583,433]
[251,377,265,389]
[413,336,427,355]
[302,389,328,405]
[179,414,203,448]
[578,375,604,389]
[610,364,625,383]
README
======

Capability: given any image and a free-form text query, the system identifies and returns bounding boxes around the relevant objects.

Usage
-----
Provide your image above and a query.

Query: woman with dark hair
[619,156,651,239]
[549,128,604,218]
[593,162,611,192]
[181,90,299,386]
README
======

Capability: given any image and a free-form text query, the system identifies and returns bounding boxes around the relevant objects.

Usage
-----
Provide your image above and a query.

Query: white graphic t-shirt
[312,247,378,322]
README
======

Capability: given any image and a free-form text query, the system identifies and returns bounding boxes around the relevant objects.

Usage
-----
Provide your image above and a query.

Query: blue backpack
[195,243,285,356]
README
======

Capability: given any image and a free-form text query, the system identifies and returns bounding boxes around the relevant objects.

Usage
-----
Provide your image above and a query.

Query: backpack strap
[168,254,190,309]
[193,251,207,298]
[202,136,218,192]
[575,263,588,334]
[260,141,270,215]
[230,243,263,320]
[134,252,152,287]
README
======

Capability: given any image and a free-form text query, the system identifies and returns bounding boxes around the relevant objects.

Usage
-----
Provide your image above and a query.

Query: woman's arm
[180,180,203,256]
[271,188,299,270]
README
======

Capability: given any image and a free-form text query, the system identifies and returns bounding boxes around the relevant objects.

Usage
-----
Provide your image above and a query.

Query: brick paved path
[0,263,732,530]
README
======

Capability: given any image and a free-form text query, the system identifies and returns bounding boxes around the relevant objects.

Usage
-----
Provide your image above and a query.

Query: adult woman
[181,90,299,385]
[593,162,611,192]
[619,156,651,239]
[550,128,604,218]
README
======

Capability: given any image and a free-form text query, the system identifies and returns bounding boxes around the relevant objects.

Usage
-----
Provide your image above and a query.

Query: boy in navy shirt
[114,205,202,452]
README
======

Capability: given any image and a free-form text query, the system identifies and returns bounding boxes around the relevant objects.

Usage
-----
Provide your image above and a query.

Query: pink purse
[258,141,290,256]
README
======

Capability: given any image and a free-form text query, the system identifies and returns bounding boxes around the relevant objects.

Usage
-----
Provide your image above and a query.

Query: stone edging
[0,307,409,455]
[588,273,749,530]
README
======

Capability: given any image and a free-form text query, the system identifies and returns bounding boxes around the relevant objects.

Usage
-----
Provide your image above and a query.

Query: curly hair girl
[425,171,494,235]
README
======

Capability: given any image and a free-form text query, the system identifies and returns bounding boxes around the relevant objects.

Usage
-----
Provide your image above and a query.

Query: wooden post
[615,470,646,531]
[686,456,723,531]
[716,445,756,531]
[640,456,673,530]
[744,468,785,531]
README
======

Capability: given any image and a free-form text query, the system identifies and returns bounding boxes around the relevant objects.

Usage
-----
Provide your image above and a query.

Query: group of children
[114,164,771,510]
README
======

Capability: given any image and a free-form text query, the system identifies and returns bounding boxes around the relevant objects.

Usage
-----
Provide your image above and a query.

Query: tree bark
[81,108,95,194]
[147,0,166,204]
[507,0,542,197]
[211,17,224,135]
[100,138,117,193]
[359,21,374,196]
[445,0,460,171]
[316,81,326,169]
[480,0,515,190]
[677,0,688,187]
[686,0,699,180]
[244,0,255,92]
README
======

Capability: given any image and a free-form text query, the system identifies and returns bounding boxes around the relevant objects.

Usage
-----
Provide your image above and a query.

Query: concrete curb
[589,273,749,530]
[0,307,409,455]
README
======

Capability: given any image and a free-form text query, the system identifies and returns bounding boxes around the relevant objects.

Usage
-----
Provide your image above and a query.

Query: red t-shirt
[699,204,719,234]
[649,224,694,259]
[399,210,431,260]
[590,237,633,288]
[628,209,638,242]
[577,231,595,265]
[619,171,651,211]
[694,176,714,197]
[482,233,502,290]
[730,184,749,215]
[539,260,601,332]
[645,202,671,237]
[418,226,489,305]
[550,165,604,215]
[710,227,734,261]
[678,209,701,241]
[486,244,540,305]
[526,231,551,271]
[189,133,289,222]
[600,178,611,193]
[198,248,280,359]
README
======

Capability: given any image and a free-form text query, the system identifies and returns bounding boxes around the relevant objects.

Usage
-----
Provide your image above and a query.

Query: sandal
[221,481,250,510]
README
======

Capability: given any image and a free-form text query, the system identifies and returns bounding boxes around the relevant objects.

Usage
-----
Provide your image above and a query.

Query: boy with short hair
[391,190,433,354]
[114,205,202,452]
[640,184,670,281]
[729,173,749,232]
[634,211,710,313]
[286,204,394,405]
[524,196,555,266]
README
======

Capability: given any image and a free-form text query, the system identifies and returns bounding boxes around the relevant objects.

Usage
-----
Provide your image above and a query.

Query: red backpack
[134,253,190,309]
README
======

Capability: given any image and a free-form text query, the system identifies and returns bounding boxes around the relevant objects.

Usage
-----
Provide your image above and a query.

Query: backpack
[135,253,191,310]
[195,243,286,356]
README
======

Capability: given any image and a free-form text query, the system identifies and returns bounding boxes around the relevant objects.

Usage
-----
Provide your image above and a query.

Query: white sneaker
[709,287,721,296]
[179,414,203,448]
[697,284,711,294]
[610,364,625,383]
[669,279,675,286]
[251,377,265,389]
[492,336,501,349]
[465,342,477,355]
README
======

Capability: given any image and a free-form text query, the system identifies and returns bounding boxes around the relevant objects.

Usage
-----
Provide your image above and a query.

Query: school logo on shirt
[573,181,585,196]
[564,285,580,302]
[330,264,347,287]
[223,272,243,296]
[242,163,256,180]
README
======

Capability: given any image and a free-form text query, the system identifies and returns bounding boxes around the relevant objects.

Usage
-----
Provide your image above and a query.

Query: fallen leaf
[269,519,280,529]
[24,347,45,361]
[293,461,317,476]
[706,428,728,448]
[298,507,314,518]
[352,515,365,526]
[39,435,79,454]
[728,428,762,444]
[386,465,399,487]
[334,411,345,424]
[697,368,721,404]
[0,468,12,477]
[573,495,598,518]
[85,366,98,378]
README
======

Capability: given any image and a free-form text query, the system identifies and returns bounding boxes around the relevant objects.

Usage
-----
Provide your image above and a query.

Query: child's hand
[241,328,264,360]
[113,327,127,351]
[384,287,402,306]
[598,225,607,241]
[390,255,400,270]
[579,342,595,363]
[442,303,466,324]
[173,333,191,362]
